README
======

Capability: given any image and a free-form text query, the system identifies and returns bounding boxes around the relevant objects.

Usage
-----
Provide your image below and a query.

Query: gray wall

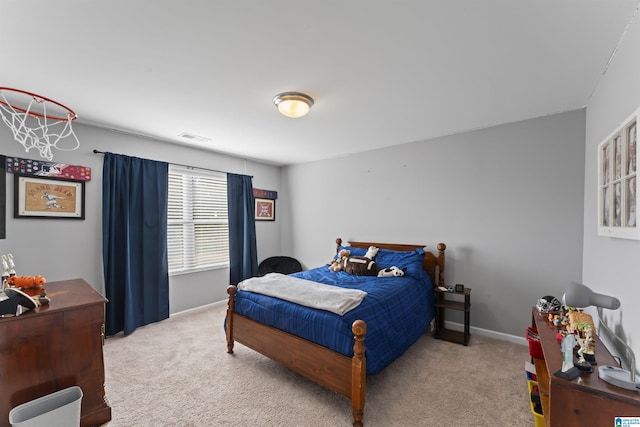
[583,12,640,372]
[0,122,282,313]
[0,90,591,343]
[282,110,586,338]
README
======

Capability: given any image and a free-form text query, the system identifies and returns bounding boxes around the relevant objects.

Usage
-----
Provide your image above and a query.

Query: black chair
[257,256,302,276]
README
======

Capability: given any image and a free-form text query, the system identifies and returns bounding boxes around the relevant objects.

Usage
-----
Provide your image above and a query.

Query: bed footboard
[226,285,367,426]
[226,286,236,354]
[351,319,366,426]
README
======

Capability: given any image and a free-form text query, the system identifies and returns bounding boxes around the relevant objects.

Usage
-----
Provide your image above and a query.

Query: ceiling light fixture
[273,92,314,118]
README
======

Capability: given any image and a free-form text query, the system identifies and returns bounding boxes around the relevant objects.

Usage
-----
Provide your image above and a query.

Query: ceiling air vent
[178,132,212,143]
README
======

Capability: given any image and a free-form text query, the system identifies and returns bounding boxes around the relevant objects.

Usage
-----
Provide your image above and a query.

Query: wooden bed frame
[226,238,446,426]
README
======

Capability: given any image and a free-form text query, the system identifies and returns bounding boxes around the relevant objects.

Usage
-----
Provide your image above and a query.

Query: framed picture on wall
[14,175,85,219]
[255,197,275,221]
[597,106,639,239]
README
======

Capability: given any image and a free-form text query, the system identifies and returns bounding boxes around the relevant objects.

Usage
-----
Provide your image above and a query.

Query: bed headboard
[335,238,446,289]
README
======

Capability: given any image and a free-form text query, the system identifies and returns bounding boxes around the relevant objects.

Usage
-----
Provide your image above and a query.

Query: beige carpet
[103,303,534,426]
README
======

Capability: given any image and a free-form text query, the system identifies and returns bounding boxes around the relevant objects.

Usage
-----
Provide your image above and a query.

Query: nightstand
[434,287,471,345]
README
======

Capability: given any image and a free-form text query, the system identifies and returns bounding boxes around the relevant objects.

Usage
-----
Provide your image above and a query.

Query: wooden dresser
[0,278,111,427]
[531,308,640,426]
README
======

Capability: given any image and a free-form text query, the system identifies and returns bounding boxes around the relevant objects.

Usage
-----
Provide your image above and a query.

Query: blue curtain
[102,153,169,336]
[227,173,258,284]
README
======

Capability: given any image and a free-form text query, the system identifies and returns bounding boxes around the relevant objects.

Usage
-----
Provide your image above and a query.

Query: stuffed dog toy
[343,256,379,276]
[378,266,407,277]
[343,246,380,276]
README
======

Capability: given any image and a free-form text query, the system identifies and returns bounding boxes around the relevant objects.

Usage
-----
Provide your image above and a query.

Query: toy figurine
[1,255,9,289]
[554,332,582,379]
[561,333,577,372]
[7,254,15,276]
[576,324,597,365]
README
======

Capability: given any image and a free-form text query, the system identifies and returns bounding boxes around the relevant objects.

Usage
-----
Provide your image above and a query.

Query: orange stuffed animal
[7,275,47,297]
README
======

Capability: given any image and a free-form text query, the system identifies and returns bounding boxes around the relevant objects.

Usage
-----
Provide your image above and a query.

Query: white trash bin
[8,386,83,427]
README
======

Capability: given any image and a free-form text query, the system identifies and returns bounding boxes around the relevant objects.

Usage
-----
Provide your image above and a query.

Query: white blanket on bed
[237,273,367,316]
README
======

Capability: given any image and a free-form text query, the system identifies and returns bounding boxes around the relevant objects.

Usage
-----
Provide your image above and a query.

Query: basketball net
[0,89,79,161]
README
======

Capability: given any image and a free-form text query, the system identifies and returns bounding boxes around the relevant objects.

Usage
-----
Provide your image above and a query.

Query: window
[598,107,639,240]
[167,165,229,274]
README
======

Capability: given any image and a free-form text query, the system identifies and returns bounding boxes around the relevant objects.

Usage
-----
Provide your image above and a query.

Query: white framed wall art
[598,106,638,239]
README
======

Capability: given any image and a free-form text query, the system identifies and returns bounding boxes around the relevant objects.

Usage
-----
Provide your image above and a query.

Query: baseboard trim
[170,300,226,318]
[442,320,527,346]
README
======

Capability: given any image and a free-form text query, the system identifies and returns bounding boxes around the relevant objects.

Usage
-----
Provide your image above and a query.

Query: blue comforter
[230,259,434,375]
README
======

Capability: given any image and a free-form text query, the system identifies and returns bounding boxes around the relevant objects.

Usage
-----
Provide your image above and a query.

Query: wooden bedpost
[351,319,366,427]
[226,285,237,354]
[436,243,446,287]
[336,237,343,253]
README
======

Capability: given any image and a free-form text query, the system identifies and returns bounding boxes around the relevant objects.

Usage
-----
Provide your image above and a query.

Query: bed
[225,238,446,426]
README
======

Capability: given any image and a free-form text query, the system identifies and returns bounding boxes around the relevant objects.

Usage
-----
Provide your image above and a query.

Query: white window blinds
[167,165,229,274]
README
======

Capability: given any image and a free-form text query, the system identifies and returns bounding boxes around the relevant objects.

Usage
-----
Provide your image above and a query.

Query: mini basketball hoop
[0,87,80,161]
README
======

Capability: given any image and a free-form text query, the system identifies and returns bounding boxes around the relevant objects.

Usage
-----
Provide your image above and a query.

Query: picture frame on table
[14,175,85,219]
[597,107,638,239]
[255,197,275,221]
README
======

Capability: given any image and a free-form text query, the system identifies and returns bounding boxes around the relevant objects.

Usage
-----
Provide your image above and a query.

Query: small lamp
[273,92,314,118]
[563,282,620,310]
[563,282,639,392]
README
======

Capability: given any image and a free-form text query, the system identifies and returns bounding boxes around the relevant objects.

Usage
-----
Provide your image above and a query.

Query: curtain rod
[92,149,252,177]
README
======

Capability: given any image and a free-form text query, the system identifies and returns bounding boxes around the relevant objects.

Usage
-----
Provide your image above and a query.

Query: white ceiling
[1,1,639,166]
